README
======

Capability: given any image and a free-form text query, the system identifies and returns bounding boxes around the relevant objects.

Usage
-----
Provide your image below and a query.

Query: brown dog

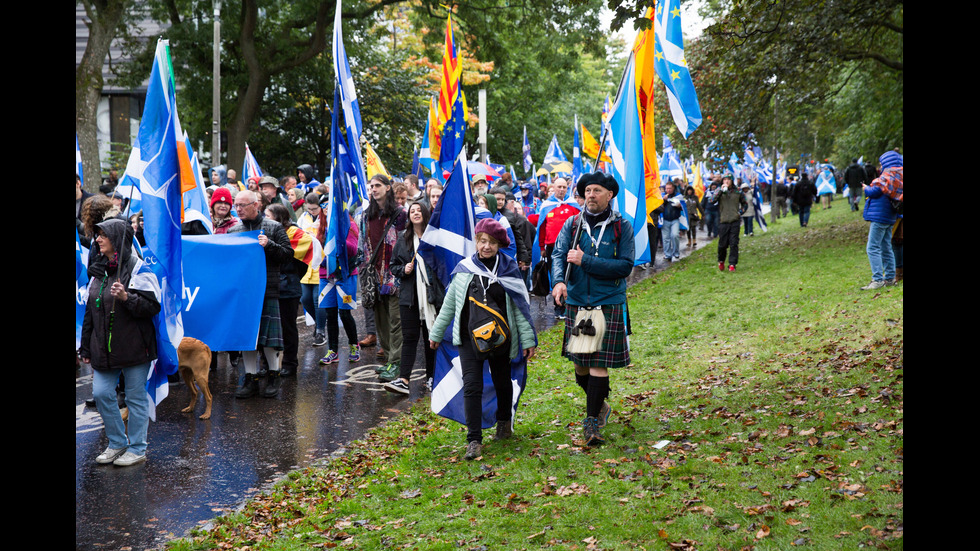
[177,337,213,420]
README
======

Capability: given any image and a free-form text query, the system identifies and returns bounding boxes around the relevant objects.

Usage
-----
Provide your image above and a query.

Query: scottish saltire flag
[816,168,836,196]
[430,253,536,429]
[333,0,368,202]
[134,40,189,419]
[605,52,651,266]
[572,116,583,184]
[678,195,690,231]
[181,132,214,234]
[652,0,702,138]
[116,144,144,217]
[76,135,84,185]
[418,149,476,287]
[76,228,89,349]
[543,135,568,164]
[522,126,532,173]
[242,142,263,183]
[752,185,768,232]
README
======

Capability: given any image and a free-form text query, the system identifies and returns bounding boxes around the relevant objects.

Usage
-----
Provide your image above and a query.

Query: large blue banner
[179,231,266,351]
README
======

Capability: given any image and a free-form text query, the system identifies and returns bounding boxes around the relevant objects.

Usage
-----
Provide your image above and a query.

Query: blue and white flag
[76,135,84,186]
[522,126,532,174]
[816,169,836,196]
[653,0,702,138]
[136,40,187,419]
[752,184,768,232]
[116,144,144,217]
[76,228,89,349]
[430,252,536,429]
[242,142,264,183]
[182,132,214,234]
[333,0,368,202]
[572,116,583,184]
[418,149,475,287]
[544,134,568,164]
[328,87,355,280]
[605,52,651,265]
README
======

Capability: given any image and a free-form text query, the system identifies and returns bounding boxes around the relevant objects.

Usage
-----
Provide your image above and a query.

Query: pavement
[75,228,718,551]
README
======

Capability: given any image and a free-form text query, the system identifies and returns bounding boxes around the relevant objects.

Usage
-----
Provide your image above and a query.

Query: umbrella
[535,161,573,176]
[467,161,502,179]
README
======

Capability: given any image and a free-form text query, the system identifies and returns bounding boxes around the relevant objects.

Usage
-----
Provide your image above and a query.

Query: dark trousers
[279,296,300,371]
[458,342,513,444]
[717,221,740,266]
[398,303,435,381]
[326,307,358,351]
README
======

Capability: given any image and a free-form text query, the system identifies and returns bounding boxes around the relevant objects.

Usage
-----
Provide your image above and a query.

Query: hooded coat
[80,218,161,370]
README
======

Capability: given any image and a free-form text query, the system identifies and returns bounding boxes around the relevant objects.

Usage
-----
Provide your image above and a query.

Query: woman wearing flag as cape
[429,218,538,461]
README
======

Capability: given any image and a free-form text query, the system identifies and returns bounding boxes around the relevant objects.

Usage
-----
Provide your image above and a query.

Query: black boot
[235,373,259,399]
[263,370,282,397]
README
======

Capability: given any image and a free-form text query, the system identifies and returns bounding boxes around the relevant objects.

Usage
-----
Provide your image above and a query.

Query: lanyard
[581,217,609,257]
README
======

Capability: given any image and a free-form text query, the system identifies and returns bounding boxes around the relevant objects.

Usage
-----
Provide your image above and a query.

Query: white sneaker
[113,451,146,467]
[861,280,885,290]
[96,447,127,464]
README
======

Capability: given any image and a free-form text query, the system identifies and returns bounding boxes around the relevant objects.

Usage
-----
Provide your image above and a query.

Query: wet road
[75,235,712,551]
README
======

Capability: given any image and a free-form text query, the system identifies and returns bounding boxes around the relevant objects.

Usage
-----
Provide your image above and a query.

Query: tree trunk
[76,0,130,194]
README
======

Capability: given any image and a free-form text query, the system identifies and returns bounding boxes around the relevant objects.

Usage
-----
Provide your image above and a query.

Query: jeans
[866,221,896,281]
[93,362,152,456]
[661,218,680,259]
[301,283,326,332]
[458,342,513,444]
[743,216,754,235]
[798,205,811,227]
[704,210,719,236]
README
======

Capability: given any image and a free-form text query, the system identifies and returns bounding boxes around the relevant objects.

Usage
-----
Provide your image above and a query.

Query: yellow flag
[364,142,390,179]
[633,6,662,221]
[581,123,612,163]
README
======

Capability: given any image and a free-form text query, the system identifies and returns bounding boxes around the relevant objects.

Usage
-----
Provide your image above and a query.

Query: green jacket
[429,272,537,358]
[713,186,747,224]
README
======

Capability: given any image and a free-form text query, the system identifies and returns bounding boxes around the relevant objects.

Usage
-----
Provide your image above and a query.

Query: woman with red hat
[210,187,240,234]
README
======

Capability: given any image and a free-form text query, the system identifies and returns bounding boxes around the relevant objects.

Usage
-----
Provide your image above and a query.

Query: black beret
[576,172,619,198]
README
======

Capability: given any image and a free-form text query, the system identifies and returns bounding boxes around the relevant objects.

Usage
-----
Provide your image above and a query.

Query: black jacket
[229,214,294,299]
[80,219,161,370]
[389,229,441,309]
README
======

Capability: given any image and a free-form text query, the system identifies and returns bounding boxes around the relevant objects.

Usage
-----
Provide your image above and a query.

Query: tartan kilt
[256,296,284,350]
[561,303,630,368]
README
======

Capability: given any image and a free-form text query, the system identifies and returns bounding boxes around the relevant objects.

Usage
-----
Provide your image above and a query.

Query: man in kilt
[551,172,635,446]
[229,187,295,398]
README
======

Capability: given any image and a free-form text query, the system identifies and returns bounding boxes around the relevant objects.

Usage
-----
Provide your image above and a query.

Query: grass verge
[168,204,903,550]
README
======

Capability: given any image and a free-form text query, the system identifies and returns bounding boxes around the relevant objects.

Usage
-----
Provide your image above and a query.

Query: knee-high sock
[586,376,609,418]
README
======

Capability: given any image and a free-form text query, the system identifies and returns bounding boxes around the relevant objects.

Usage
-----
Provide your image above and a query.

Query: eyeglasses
[234,201,257,208]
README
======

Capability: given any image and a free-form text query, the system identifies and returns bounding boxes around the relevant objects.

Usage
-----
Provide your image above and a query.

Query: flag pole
[591,51,632,174]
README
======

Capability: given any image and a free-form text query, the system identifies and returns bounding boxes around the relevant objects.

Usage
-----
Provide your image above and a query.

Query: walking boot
[235,373,259,399]
[493,422,513,441]
[263,370,282,397]
[583,416,605,447]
